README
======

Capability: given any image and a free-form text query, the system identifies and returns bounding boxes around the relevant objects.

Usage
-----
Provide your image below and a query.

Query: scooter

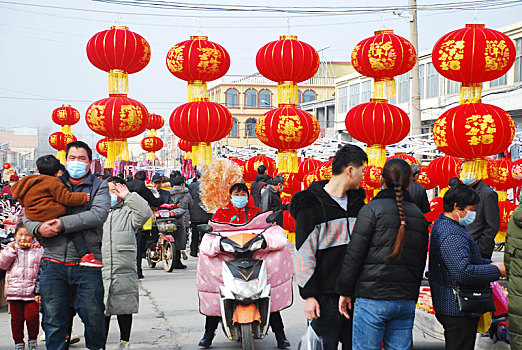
[198,211,281,350]
[146,204,185,272]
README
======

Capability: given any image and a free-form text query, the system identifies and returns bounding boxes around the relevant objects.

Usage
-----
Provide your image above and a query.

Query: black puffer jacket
[251,174,272,208]
[337,188,429,300]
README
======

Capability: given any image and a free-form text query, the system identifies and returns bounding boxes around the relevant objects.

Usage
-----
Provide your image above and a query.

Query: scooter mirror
[198,224,213,234]
[266,210,282,224]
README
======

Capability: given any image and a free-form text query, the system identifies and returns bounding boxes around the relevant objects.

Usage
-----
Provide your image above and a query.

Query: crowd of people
[0,139,517,350]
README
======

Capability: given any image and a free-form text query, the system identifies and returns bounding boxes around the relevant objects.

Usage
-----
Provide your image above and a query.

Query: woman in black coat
[337,158,429,350]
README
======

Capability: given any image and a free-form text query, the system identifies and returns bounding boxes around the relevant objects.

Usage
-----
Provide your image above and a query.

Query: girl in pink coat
[0,223,43,350]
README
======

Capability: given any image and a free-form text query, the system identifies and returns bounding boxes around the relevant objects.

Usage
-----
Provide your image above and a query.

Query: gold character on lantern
[433,117,448,147]
[197,48,222,73]
[278,115,303,143]
[57,110,67,121]
[140,38,151,64]
[86,105,106,131]
[438,39,465,71]
[119,105,144,132]
[465,114,496,146]
[368,41,396,70]
[485,40,510,71]
[166,45,185,72]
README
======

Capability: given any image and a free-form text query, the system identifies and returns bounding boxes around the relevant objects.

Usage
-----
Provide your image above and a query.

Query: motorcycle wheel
[146,248,156,268]
[240,323,255,350]
[163,241,175,272]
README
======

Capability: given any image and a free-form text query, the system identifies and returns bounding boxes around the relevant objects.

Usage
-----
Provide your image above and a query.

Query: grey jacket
[102,192,152,315]
[466,180,501,259]
[260,185,284,226]
[23,172,110,263]
[188,180,211,223]
[170,185,193,229]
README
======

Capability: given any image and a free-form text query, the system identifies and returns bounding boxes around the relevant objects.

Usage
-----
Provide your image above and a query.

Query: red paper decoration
[499,200,517,232]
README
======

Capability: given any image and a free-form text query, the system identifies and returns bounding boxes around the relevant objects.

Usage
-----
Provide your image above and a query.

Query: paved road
[0,251,510,349]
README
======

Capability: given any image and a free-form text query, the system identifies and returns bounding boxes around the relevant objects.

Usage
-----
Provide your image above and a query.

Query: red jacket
[212,199,262,224]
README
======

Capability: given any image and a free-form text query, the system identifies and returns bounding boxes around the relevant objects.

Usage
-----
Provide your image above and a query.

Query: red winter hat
[10,174,19,182]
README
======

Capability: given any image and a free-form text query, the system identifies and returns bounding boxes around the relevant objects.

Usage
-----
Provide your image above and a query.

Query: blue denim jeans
[310,295,352,350]
[39,260,106,350]
[353,298,416,350]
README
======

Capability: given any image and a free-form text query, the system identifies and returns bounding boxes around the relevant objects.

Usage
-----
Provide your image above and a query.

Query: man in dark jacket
[260,175,286,226]
[251,165,272,208]
[290,144,367,350]
[188,173,212,257]
[408,164,430,214]
[464,176,500,259]
[152,174,172,204]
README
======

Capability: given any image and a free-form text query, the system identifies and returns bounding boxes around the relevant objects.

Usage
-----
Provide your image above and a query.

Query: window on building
[361,80,372,103]
[245,118,257,137]
[426,63,439,99]
[317,108,326,129]
[490,73,508,87]
[226,89,238,107]
[397,73,410,104]
[419,64,425,100]
[349,83,360,108]
[338,86,348,113]
[446,79,459,95]
[327,106,335,128]
[245,89,257,108]
[228,118,238,137]
[298,90,303,106]
[259,89,271,108]
[303,90,316,103]
[516,38,522,83]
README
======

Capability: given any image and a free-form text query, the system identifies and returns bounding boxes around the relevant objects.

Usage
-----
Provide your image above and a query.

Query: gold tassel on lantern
[366,144,387,168]
[188,81,208,102]
[146,151,156,161]
[60,125,72,135]
[278,150,299,173]
[108,69,129,95]
[277,81,299,106]
[105,138,128,169]
[460,83,482,104]
[460,158,488,182]
[56,150,66,164]
[192,142,212,166]
[373,78,396,99]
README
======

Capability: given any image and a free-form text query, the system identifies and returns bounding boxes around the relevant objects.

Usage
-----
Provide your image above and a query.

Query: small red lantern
[280,173,302,196]
[417,165,436,190]
[256,107,320,173]
[346,99,410,167]
[427,156,463,188]
[387,153,420,166]
[297,158,322,182]
[141,136,164,161]
[351,29,416,99]
[86,96,150,168]
[178,139,193,153]
[3,163,11,170]
[316,160,333,181]
[432,102,514,181]
[484,158,515,200]
[52,105,80,135]
[511,159,522,187]
[303,171,318,189]
[148,113,165,132]
[49,131,77,164]
[363,165,382,189]
[499,200,517,232]
[170,101,233,165]
[244,155,277,183]
[432,24,516,103]
[96,138,108,158]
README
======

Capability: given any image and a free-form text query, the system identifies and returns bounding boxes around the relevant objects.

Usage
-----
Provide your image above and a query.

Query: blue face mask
[458,209,476,226]
[279,186,284,192]
[462,178,476,185]
[66,161,88,179]
[231,196,248,209]
[110,194,118,207]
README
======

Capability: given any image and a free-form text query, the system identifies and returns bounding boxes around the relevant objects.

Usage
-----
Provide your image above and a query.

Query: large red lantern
[256,107,320,173]
[244,155,277,183]
[141,136,163,161]
[280,173,302,196]
[351,30,416,99]
[86,96,149,168]
[170,101,233,165]
[387,153,420,166]
[297,158,322,182]
[52,105,80,134]
[427,156,463,188]
[346,99,410,167]
[49,131,77,164]
[432,24,516,103]
[432,102,514,181]
[96,138,108,158]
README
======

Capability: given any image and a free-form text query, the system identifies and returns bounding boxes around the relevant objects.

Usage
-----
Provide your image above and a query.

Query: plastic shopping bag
[491,281,509,316]
[298,323,324,350]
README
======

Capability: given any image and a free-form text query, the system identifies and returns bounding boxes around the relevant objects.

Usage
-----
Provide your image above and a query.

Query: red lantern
[170,101,233,165]
[346,99,410,167]
[316,160,333,181]
[49,131,77,164]
[52,105,80,133]
[141,136,164,161]
[256,107,320,173]
[432,102,514,181]
[297,158,322,182]
[417,165,436,190]
[427,156,463,188]
[280,173,302,196]
[303,171,318,189]
[86,26,151,94]
[283,210,296,233]
[3,163,11,170]
[363,165,382,189]
[387,153,420,166]
[86,96,149,168]
[484,158,515,200]
[499,200,517,232]
[96,138,108,158]
[178,139,193,153]
[148,113,165,131]
[351,30,416,98]
[244,155,277,183]
[432,24,516,103]
[511,159,522,187]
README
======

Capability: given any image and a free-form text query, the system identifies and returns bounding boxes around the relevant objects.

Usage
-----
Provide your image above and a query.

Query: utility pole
[409,0,422,136]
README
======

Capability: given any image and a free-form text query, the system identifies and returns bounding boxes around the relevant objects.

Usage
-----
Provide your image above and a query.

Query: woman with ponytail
[337,158,429,349]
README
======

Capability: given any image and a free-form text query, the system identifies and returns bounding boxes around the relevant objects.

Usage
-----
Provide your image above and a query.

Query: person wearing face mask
[23,141,110,350]
[259,175,287,227]
[102,177,152,349]
[460,163,500,259]
[428,184,505,350]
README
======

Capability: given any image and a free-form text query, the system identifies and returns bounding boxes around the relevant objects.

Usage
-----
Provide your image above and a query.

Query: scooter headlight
[249,238,265,251]
[234,278,259,299]
[220,241,236,253]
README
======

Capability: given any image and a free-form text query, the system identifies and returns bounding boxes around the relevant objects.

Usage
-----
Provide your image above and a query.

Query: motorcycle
[145,204,185,272]
[198,211,282,350]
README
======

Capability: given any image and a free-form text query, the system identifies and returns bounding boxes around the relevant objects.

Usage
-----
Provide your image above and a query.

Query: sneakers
[28,340,37,350]
[15,343,24,350]
[79,253,103,268]
[118,340,130,349]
